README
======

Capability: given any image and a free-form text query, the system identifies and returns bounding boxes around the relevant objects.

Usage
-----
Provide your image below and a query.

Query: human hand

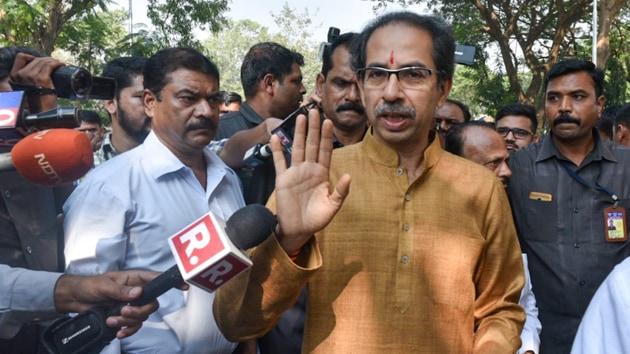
[271,108,351,254]
[10,53,64,113]
[262,117,283,137]
[54,270,188,339]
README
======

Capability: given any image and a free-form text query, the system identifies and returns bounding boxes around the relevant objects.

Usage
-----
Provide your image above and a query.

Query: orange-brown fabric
[214,133,525,353]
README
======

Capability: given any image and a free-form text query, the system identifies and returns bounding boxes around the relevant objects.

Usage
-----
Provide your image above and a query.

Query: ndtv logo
[34,153,63,185]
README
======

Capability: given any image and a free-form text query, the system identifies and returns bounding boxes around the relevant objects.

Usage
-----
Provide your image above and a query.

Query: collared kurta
[215,132,525,353]
[508,131,630,353]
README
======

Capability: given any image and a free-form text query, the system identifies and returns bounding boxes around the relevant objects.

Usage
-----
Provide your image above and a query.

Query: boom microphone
[0,129,93,185]
[42,204,277,354]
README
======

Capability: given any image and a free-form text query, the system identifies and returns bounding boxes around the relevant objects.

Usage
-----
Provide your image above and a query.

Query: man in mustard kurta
[214,11,525,353]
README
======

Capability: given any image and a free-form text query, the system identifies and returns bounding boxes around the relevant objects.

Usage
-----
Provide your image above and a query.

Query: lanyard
[561,160,619,207]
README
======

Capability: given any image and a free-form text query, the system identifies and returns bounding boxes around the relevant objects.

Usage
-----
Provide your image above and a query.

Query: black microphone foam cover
[226,204,276,250]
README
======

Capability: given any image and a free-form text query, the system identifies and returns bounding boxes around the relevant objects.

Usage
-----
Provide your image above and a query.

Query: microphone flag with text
[0,128,93,185]
[42,204,277,354]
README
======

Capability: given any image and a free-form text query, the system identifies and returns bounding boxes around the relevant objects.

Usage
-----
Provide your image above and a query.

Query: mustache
[553,113,581,126]
[186,119,217,131]
[336,102,365,115]
[374,103,415,117]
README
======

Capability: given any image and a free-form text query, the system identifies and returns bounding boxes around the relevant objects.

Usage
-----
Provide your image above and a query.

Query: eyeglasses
[357,66,439,90]
[496,127,534,139]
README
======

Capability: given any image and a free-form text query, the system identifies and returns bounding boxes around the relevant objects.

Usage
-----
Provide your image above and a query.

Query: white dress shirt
[519,254,542,354]
[64,131,244,353]
[572,257,630,354]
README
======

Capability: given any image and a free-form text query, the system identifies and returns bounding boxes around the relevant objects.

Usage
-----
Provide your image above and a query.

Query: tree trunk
[596,0,628,68]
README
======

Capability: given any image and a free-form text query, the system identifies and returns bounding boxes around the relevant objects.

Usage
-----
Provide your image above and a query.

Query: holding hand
[54,270,188,339]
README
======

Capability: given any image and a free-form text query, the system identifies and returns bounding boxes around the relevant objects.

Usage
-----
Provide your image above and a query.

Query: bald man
[445,121,541,354]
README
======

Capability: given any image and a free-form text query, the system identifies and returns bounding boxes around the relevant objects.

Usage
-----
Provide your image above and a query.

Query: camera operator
[0,46,160,353]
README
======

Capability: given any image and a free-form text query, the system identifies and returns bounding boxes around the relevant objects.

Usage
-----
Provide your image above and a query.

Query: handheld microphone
[42,204,277,354]
[0,129,93,185]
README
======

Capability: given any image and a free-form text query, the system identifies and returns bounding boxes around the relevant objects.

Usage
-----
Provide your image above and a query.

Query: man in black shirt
[508,60,630,353]
[215,42,306,205]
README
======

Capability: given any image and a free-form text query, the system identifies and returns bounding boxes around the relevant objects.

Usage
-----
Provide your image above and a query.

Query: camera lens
[51,66,92,99]
[69,68,92,98]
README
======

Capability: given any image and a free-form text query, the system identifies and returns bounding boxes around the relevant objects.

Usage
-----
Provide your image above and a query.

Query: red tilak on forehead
[390,51,395,64]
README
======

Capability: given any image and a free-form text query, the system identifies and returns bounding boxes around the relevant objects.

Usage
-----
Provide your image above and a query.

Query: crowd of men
[2,9,630,354]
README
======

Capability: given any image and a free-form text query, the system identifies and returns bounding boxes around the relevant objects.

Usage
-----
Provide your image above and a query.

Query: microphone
[42,204,277,354]
[0,129,94,185]
[0,91,80,129]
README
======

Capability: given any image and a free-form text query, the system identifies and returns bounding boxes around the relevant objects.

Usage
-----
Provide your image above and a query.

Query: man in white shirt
[64,47,244,353]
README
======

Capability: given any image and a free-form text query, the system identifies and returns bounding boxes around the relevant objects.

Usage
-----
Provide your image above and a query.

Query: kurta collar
[360,128,443,170]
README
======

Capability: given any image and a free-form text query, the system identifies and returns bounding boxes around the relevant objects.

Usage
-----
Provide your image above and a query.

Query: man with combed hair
[97,56,150,166]
[215,42,306,205]
[508,60,630,353]
[64,48,243,353]
[214,11,525,353]
[494,103,539,151]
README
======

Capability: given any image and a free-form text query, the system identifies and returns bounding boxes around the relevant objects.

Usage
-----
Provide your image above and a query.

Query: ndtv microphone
[1,129,93,185]
[42,204,276,354]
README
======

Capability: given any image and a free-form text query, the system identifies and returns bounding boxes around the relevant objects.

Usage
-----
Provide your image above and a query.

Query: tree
[0,0,232,55]
[202,3,322,98]
[0,0,111,55]
[370,0,629,109]
[145,0,229,49]
[270,3,322,95]
[202,19,279,94]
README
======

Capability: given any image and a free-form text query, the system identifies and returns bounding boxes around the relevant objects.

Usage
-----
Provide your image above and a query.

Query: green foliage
[0,0,43,47]
[202,20,279,95]
[202,3,321,98]
[368,0,630,113]
[55,10,128,74]
[146,0,229,49]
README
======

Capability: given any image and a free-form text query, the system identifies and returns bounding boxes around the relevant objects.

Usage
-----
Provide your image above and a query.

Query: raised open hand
[270,108,351,254]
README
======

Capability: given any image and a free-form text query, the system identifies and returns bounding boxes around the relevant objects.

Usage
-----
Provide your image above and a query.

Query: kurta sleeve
[473,182,526,353]
[213,234,321,341]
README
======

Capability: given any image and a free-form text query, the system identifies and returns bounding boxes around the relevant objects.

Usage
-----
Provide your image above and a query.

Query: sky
[115,0,428,41]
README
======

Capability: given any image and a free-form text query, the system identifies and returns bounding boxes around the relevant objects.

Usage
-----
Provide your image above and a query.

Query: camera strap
[9,82,57,96]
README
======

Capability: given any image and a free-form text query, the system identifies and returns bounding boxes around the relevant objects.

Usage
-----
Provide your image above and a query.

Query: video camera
[10,65,116,100]
[318,27,341,61]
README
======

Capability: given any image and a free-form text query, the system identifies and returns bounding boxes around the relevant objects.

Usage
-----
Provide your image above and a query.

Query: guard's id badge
[604,206,627,242]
